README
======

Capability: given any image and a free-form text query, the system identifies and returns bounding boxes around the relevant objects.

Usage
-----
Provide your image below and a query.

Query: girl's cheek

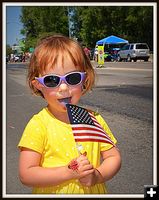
[71,85,83,93]
[42,88,57,98]
[71,87,83,103]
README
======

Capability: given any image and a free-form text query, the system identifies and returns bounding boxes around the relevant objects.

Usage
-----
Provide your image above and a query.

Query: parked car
[117,43,150,62]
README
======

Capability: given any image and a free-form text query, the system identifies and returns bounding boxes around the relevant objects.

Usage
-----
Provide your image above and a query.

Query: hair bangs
[67,45,85,71]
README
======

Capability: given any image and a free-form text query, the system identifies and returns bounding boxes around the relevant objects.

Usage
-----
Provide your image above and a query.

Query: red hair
[28,34,95,97]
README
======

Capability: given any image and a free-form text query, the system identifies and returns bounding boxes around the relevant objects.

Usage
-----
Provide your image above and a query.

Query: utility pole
[67,7,71,38]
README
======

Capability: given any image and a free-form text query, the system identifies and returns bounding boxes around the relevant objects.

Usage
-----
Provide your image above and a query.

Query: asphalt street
[5,61,154,197]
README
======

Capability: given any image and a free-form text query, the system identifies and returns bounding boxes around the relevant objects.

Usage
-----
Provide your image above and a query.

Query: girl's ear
[32,80,43,91]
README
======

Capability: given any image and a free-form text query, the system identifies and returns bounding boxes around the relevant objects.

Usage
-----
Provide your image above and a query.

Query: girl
[18,34,121,194]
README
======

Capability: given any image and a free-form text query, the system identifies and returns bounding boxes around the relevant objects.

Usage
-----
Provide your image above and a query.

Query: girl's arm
[79,146,121,186]
[19,147,94,187]
[97,146,121,182]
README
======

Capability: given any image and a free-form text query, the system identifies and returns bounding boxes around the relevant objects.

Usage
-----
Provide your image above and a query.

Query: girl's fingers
[81,164,93,171]
[82,168,95,176]
[78,162,94,173]
[81,151,87,156]
[76,155,89,163]
[78,159,90,166]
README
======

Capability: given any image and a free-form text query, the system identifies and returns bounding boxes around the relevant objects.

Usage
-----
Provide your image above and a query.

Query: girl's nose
[58,81,69,92]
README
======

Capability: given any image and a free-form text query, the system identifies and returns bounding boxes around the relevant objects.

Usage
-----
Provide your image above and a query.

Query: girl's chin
[48,102,67,113]
[59,102,68,110]
[58,100,70,111]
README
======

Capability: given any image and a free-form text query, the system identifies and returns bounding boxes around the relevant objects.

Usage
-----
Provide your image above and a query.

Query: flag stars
[67,104,95,125]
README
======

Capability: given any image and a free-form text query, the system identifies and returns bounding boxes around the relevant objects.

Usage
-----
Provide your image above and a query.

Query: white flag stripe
[67,104,115,145]
[74,135,113,143]
[89,112,98,120]
[90,117,111,138]
[93,121,104,129]
[88,112,105,127]
[72,124,105,134]
[72,129,108,137]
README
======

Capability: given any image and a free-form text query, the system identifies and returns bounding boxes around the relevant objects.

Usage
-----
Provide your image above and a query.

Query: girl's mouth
[58,97,71,105]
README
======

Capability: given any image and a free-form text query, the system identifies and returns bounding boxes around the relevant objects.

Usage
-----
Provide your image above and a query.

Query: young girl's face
[33,54,84,115]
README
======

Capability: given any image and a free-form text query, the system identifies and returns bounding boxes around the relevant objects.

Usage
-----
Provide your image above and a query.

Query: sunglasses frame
[35,71,86,88]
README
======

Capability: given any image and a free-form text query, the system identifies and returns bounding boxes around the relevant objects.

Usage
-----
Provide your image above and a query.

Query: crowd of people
[7,46,120,64]
[6,52,32,63]
[83,45,120,62]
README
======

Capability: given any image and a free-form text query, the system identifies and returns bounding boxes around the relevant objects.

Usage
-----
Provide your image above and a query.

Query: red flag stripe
[72,119,112,141]
[73,131,106,139]
[71,123,114,144]
[68,107,115,146]
[74,137,114,145]
[72,124,106,135]
[72,126,106,135]
[89,112,106,127]
[91,116,105,129]
[74,132,110,138]
[72,128,110,138]
[73,131,114,144]
[88,112,112,139]
[75,139,113,145]
[93,121,106,130]
[88,112,99,120]
[89,112,104,126]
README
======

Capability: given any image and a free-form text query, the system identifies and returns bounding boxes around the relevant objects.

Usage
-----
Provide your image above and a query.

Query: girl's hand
[79,168,103,187]
[68,155,94,179]
[79,172,96,187]
[78,146,121,186]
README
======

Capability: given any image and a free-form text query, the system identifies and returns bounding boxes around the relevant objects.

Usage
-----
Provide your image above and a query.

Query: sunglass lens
[66,73,81,85]
[44,75,60,87]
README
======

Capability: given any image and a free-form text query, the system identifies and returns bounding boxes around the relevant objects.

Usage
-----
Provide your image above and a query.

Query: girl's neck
[47,105,70,124]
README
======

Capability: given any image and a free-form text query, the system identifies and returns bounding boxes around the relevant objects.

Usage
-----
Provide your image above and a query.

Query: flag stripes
[66,104,115,146]
[74,137,114,144]
[72,124,106,135]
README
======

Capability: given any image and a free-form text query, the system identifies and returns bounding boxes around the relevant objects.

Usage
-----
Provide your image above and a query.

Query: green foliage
[19,6,153,51]
[20,6,69,51]
[71,6,153,49]
[6,44,13,56]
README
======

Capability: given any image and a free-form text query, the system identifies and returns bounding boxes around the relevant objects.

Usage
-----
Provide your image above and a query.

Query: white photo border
[3,1,157,199]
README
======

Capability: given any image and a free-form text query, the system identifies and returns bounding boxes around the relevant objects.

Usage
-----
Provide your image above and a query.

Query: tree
[20,6,69,51]
[20,6,153,51]
[71,6,153,49]
[6,44,13,56]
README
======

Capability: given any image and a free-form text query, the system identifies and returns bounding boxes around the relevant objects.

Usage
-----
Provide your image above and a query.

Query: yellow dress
[18,107,117,194]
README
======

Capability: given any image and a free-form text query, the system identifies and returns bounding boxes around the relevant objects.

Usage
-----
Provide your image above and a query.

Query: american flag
[66,104,115,146]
